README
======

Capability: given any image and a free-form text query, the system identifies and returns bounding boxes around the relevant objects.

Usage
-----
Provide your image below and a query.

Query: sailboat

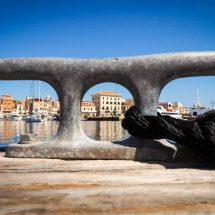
[26,81,42,122]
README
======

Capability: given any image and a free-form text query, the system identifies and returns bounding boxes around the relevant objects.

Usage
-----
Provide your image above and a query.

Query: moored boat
[157,106,182,119]
[26,114,42,122]
[10,115,23,121]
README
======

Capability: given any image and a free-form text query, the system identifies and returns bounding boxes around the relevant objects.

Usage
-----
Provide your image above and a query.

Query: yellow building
[181,106,191,116]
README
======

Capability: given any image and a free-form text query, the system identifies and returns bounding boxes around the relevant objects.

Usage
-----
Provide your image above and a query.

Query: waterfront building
[158,102,173,111]
[43,95,52,113]
[50,100,60,115]
[24,95,60,116]
[181,106,190,116]
[121,99,134,114]
[172,102,183,112]
[24,97,42,114]
[92,92,122,116]
[12,100,25,116]
[0,95,14,117]
[81,101,96,118]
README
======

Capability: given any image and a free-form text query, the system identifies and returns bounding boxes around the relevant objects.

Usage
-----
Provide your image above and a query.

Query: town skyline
[1,79,215,108]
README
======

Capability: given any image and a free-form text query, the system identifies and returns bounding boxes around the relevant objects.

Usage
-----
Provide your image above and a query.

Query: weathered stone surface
[5,138,176,161]
[5,137,209,162]
[1,152,215,214]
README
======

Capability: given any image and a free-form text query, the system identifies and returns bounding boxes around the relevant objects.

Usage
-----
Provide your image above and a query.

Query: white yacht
[157,106,182,119]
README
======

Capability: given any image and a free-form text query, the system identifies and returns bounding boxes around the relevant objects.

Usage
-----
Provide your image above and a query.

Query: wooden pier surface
[1,152,215,214]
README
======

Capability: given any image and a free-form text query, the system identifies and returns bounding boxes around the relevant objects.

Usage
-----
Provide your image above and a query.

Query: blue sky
[0,0,215,107]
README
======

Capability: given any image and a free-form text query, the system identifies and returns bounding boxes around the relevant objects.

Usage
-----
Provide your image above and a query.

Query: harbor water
[0,120,129,149]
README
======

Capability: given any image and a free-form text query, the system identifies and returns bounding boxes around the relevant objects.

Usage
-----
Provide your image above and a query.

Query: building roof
[82,101,95,106]
[1,94,13,99]
[92,91,121,97]
[2,94,12,97]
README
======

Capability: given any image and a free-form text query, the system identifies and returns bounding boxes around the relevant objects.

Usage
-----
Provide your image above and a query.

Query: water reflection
[0,120,59,146]
[82,121,129,141]
[0,120,128,147]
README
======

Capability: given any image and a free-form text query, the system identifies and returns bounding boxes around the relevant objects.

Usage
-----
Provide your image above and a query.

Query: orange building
[0,95,15,117]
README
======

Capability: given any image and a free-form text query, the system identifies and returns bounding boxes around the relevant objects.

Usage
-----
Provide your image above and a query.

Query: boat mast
[38,81,41,114]
[194,88,201,108]
[29,81,35,115]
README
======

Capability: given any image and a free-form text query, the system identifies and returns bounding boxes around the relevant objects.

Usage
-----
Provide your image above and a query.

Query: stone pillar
[56,78,83,142]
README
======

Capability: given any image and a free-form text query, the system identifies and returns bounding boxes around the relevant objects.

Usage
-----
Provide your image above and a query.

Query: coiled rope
[122,106,215,156]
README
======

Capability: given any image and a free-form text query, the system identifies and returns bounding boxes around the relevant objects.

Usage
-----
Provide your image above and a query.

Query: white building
[92,92,122,116]
[81,101,96,117]
[12,100,25,116]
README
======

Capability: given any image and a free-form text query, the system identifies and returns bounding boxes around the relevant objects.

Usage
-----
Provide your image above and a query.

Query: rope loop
[122,106,215,156]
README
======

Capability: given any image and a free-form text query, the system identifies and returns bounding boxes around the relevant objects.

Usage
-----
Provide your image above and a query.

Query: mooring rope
[122,106,215,156]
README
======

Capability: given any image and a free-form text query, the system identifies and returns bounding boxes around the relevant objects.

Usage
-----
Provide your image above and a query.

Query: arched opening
[159,76,215,119]
[81,82,134,141]
[0,80,60,150]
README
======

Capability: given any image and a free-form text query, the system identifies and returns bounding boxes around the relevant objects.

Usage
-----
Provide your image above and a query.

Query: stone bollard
[18,134,38,144]
[2,52,215,160]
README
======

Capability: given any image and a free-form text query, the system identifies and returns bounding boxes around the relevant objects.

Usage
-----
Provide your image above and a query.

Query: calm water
[0,120,128,148]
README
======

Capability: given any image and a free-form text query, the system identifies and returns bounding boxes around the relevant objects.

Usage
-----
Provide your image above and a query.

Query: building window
[114,102,116,105]
[106,102,109,104]
[102,107,104,110]
[110,102,112,104]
